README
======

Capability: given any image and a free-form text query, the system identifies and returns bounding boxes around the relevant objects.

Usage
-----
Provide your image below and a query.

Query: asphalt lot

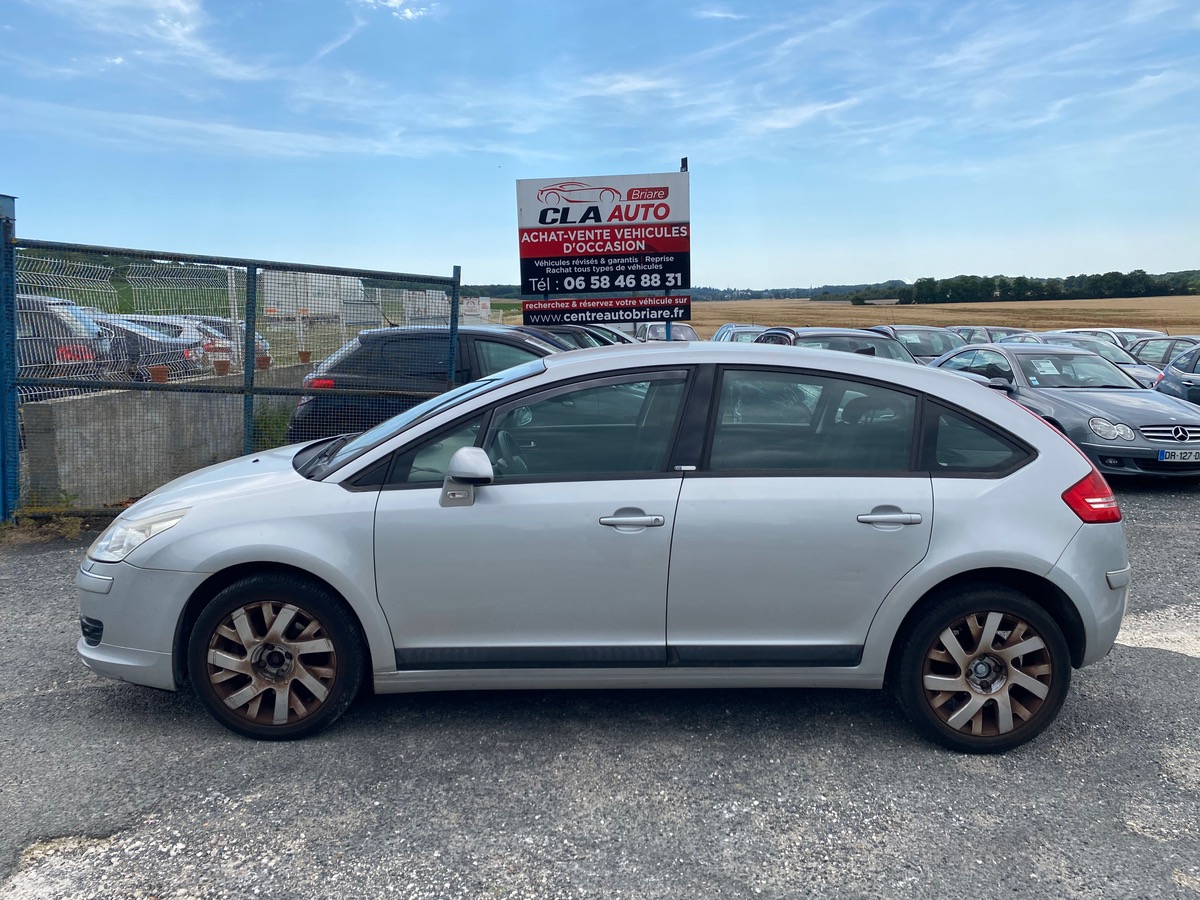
[1,479,1198,899]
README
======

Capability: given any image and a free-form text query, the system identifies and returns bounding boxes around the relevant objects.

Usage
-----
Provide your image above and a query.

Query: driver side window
[485,374,688,480]
[387,416,484,486]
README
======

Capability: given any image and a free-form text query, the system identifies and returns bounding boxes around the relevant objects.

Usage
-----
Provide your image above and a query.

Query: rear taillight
[57,344,94,362]
[307,377,335,390]
[1061,469,1122,523]
[1154,372,1164,386]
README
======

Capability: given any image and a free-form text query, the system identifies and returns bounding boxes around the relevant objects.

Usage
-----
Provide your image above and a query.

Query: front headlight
[88,508,190,563]
[1088,418,1136,441]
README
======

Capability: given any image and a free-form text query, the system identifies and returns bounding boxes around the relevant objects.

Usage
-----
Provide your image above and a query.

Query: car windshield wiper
[301,434,352,476]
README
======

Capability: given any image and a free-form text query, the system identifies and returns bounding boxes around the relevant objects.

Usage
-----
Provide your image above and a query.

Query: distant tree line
[466,270,1199,303]
[890,269,1199,305]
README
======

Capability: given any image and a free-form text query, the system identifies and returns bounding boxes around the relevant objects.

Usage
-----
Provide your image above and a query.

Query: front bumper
[75,558,208,692]
[1076,439,1200,477]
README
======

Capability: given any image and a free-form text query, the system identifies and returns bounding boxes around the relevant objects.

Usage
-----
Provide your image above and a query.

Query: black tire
[187,574,365,740]
[894,586,1071,753]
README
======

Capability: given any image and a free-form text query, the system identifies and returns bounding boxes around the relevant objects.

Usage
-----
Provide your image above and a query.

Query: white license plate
[1157,449,1199,462]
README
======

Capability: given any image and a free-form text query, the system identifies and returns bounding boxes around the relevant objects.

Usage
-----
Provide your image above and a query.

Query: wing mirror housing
[440,446,494,507]
[987,377,1015,393]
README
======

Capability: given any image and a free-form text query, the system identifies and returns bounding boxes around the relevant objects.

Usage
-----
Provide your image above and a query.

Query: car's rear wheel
[895,587,1070,753]
[187,574,364,740]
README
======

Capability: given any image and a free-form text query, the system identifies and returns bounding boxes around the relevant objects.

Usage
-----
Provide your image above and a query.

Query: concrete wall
[20,365,309,510]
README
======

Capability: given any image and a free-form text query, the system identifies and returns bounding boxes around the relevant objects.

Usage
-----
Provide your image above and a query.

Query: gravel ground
[1,478,1198,899]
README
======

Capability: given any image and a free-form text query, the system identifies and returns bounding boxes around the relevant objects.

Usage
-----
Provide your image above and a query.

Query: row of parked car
[15,294,271,397]
[281,315,1200,482]
[703,320,1200,479]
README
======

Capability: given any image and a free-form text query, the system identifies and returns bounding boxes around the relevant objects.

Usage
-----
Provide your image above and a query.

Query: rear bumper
[1048,522,1130,667]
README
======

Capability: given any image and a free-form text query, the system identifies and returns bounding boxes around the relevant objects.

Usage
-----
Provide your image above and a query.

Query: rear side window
[1171,348,1200,374]
[379,335,461,381]
[923,402,1032,475]
[475,339,542,377]
[19,309,92,340]
[1132,339,1172,366]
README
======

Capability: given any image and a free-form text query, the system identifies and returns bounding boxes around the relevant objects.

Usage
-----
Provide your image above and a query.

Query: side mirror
[987,377,1015,393]
[440,446,493,508]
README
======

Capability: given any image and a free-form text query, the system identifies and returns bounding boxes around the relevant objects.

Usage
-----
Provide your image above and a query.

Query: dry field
[684,295,1200,339]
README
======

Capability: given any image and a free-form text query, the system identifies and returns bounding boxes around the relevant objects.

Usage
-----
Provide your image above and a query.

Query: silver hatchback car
[77,343,1130,752]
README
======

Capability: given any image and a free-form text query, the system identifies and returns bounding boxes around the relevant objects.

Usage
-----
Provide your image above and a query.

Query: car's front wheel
[187,574,365,740]
[895,587,1070,753]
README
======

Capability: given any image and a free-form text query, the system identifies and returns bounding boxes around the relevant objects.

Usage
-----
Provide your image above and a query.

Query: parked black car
[15,294,114,399]
[285,325,561,442]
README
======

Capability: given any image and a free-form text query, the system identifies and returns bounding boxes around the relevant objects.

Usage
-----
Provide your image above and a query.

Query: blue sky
[2,0,1198,289]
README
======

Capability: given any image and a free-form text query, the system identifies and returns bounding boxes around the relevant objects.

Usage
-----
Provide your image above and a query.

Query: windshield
[1042,335,1137,365]
[1017,353,1140,389]
[794,336,915,362]
[895,329,966,357]
[301,357,548,477]
[643,323,699,341]
[59,305,106,339]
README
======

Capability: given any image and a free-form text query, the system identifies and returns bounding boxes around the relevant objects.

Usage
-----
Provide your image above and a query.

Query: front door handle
[857,512,923,525]
[600,515,665,528]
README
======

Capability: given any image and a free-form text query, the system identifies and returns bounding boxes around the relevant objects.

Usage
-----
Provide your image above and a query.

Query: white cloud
[694,8,748,19]
[356,0,435,20]
[753,98,859,131]
[0,95,464,158]
[312,18,367,61]
[29,0,272,81]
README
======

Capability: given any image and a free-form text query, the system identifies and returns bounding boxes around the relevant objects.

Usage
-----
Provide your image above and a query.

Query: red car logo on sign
[536,181,623,204]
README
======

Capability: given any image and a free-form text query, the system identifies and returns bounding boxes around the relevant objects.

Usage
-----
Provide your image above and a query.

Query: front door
[372,370,692,668]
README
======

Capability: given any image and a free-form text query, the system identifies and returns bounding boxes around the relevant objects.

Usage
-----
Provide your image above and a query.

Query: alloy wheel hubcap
[205,601,337,727]
[922,611,1053,737]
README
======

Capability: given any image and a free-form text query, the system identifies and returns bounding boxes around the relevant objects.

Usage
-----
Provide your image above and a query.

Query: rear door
[666,366,933,666]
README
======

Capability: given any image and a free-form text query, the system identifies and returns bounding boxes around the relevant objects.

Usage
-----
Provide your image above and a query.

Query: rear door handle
[600,515,665,527]
[857,512,923,525]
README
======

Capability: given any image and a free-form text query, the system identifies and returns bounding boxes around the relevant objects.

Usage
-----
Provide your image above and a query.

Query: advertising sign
[517,172,690,296]
[522,295,691,327]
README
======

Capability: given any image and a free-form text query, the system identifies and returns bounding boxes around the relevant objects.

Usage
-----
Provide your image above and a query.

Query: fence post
[445,264,461,386]
[0,195,18,522]
[243,265,258,456]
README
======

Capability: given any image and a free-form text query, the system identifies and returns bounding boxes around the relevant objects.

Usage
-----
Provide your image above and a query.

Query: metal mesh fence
[10,241,466,515]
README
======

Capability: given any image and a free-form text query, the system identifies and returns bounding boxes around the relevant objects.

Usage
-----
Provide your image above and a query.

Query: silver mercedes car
[77,343,1130,753]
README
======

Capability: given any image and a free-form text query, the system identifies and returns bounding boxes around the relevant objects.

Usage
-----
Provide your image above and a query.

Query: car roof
[767,326,900,338]
[356,324,532,342]
[16,293,81,307]
[879,324,956,331]
[988,343,1095,356]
